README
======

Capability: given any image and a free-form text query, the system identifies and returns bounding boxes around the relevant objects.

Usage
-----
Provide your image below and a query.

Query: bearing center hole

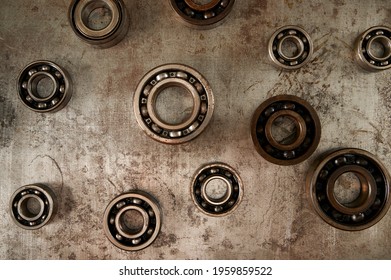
[155,86,194,125]
[369,37,391,59]
[271,115,298,145]
[35,76,55,99]
[20,197,41,218]
[334,172,362,205]
[281,38,301,58]
[205,178,229,201]
[83,1,112,31]
[119,209,144,234]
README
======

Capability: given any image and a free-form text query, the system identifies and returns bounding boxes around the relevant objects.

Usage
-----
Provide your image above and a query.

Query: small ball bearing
[355,26,391,71]
[268,25,313,70]
[191,163,243,216]
[17,61,72,113]
[134,64,214,144]
[10,184,57,230]
[103,191,162,251]
[251,95,321,165]
[69,0,129,48]
[307,148,391,231]
[170,0,235,29]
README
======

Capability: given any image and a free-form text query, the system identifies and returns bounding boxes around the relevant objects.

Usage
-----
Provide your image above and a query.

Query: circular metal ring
[68,0,129,48]
[268,25,313,70]
[251,95,321,165]
[17,61,72,113]
[307,148,391,231]
[355,26,391,71]
[191,163,243,216]
[103,190,162,251]
[170,0,235,29]
[134,64,214,144]
[10,184,57,230]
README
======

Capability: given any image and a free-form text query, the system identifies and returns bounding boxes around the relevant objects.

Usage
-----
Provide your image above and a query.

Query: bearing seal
[134,64,214,144]
[307,148,391,231]
[103,191,162,251]
[251,95,321,165]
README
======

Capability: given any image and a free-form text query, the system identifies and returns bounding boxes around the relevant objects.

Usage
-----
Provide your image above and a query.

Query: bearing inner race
[366,36,391,61]
[17,194,45,222]
[27,72,59,102]
[184,0,221,11]
[201,175,233,206]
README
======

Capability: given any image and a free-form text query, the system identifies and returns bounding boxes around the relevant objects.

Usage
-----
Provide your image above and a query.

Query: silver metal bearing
[134,64,214,144]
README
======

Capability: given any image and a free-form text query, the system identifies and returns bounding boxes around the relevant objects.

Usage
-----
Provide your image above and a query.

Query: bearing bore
[307,148,391,231]
[17,61,72,113]
[268,25,313,70]
[251,95,321,165]
[170,0,235,29]
[10,184,57,230]
[134,64,214,144]
[68,0,129,48]
[103,191,162,251]
[191,163,243,216]
[355,26,391,71]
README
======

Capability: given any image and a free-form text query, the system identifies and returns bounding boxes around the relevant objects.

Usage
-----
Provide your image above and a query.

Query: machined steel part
[251,95,321,165]
[103,191,162,251]
[170,0,235,29]
[355,26,391,71]
[268,25,313,70]
[10,184,57,230]
[68,0,129,48]
[306,148,391,231]
[134,64,214,144]
[191,163,243,216]
[17,61,72,113]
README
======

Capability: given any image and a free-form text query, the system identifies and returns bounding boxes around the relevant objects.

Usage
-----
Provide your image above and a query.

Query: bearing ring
[10,184,57,230]
[170,0,235,29]
[268,25,313,70]
[307,148,391,231]
[251,95,321,165]
[69,0,129,48]
[191,163,243,216]
[103,191,162,251]
[134,64,214,144]
[355,26,391,71]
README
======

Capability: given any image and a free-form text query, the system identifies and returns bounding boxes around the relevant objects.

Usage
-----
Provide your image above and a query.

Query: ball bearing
[191,163,243,216]
[307,148,391,231]
[103,191,162,251]
[10,184,57,230]
[251,95,321,165]
[134,64,214,144]
[268,25,313,70]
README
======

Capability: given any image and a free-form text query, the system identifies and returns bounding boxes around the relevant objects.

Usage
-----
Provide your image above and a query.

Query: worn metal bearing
[355,26,391,71]
[251,95,321,165]
[268,25,313,70]
[103,191,162,251]
[170,0,235,28]
[134,64,214,144]
[10,184,57,230]
[307,148,391,231]
[69,0,129,48]
[191,163,243,216]
[17,61,72,113]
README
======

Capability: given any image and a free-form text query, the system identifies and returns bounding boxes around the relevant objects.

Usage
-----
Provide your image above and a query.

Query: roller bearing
[251,95,321,165]
[10,184,57,230]
[134,64,214,144]
[355,26,391,71]
[103,191,162,251]
[191,163,243,216]
[268,25,313,70]
[307,148,391,231]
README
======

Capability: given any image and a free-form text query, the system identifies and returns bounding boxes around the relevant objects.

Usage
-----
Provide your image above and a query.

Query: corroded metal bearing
[17,61,72,113]
[103,191,162,251]
[191,163,243,216]
[10,184,57,230]
[355,26,391,71]
[268,25,313,70]
[307,148,391,231]
[251,95,321,165]
[170,0,235,28]
[134,64,214,144]
[69,0,129,48]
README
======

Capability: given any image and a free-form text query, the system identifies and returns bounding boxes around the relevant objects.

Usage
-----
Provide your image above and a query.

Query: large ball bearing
[307,149,391,231]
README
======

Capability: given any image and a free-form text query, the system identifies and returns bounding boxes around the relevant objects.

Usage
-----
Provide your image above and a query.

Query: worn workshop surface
[1,0,391,259]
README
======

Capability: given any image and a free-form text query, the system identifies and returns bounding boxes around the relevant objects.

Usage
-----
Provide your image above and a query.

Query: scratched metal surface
[1,0,391,260]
